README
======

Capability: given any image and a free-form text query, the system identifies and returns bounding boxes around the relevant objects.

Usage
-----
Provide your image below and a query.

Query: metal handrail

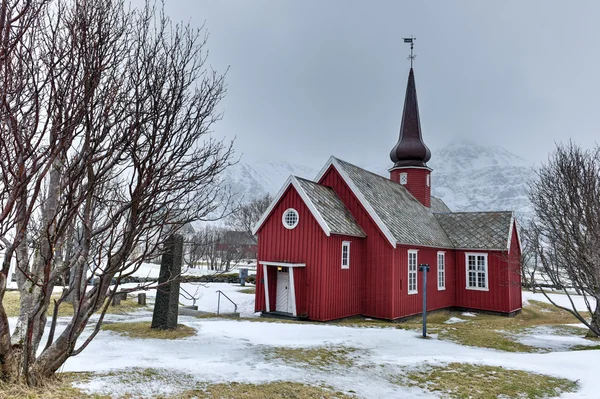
[180,286,198,306]
[216,290,237,314]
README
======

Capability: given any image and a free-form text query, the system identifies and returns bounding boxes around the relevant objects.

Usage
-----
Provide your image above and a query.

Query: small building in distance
[252,66,522,321]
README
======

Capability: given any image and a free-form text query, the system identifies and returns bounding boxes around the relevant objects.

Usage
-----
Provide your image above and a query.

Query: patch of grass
[237,287,256,294]
[183,381,357,399]
[2,291,146,318]
[102,321,196,339]
[0,372,108,399]
[264,346,360,370]
[396,362,578,399]
[570,344,600,351]
[395,301,593,353]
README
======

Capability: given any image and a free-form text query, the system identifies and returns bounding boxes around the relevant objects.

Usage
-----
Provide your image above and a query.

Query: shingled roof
[295,177,366,237]
[334,158,454,248]
[434,211,514,251]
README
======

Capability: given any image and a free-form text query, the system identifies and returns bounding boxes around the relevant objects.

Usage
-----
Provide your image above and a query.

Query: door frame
[261,261,305,316]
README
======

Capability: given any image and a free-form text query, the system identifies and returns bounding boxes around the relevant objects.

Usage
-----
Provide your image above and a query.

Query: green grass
[394,300,594,352]
[263,346,361,370]
[237,287,256,294]
[397,363,578,399]
[2,291,146,318]
[181,382,357,399]
[102,321,196,339]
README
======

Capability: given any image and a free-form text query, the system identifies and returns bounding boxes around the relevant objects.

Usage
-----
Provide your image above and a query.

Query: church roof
[333,158,454,248]
[295,177,366,238]
[434,211,515,251]
[430,196,452,213]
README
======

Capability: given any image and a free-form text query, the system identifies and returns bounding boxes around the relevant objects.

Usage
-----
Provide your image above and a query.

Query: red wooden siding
[454,250,513,313]
[508,223,523,312]
[390,168,431,208]
[318,235,365,321]
[392,245,456,319]
[319,165,396,319]
[255,185,325,319]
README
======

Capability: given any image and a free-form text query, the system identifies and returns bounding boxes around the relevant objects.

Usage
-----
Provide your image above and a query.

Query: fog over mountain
[222,140,535,218]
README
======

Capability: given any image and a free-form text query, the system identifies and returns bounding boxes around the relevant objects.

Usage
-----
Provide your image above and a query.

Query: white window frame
[426,174,430,187]
[282,208,299,229]
[437,251,445,290]
[465,252,489,291]
[408,249,418,294]
[341,241,350,269]
[400,172,408,185]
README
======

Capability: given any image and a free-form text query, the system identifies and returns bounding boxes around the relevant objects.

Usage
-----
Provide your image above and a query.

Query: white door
[276,271,290,313]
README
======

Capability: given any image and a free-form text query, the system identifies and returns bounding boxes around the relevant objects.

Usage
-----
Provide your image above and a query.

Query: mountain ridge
[221,142,535,218]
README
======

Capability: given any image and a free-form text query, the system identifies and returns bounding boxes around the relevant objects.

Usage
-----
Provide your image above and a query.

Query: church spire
[389,67,431,168]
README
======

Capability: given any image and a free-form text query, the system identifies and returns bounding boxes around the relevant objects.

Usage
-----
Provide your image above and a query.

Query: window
[282,208,299,229]
[408,250,418,294]
[400,172,408,185]
[426,174,430,187]
[466,253,488,291]
[437,251,445,290]
[341,241,350,269]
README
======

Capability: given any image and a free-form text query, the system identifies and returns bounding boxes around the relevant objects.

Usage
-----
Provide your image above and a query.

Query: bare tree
[528,142,600,337]
[0,0,233,385]
[227,193,272,234]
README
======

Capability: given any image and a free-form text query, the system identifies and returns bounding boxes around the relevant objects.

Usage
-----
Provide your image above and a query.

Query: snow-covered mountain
[222,160,319,201]
[223,141,535,217]
[428,140,535,216]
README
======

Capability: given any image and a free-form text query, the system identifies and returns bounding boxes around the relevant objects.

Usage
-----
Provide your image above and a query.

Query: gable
[252,175,364,238]
[316,157,453,249]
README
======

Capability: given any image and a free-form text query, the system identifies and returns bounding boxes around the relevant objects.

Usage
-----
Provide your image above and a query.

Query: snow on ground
[127,262,257,280]
[510,326,598,351]
[523,290,596,312]
[461,312,477,317]
[121,282,258,317]
[64,314,600,399]
[444,317,467,324]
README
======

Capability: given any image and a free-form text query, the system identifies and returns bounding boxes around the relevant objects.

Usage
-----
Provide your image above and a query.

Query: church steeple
[389,67,431,168]
[388,40,432,208]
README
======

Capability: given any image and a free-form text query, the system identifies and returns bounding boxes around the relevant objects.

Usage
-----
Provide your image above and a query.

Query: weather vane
[403,36,416,68]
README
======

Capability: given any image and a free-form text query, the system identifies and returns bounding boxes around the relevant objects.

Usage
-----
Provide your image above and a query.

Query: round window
[282,208,299,229]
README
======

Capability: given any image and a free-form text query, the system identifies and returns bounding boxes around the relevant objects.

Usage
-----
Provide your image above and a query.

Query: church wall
[319,165,396,319]
[255,185,325,319]
[508,223,523,312]
[454,249,513,313]
[318,234,366,321]
[392,245,456,319]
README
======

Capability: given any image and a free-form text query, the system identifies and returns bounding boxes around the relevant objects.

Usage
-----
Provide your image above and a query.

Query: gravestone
[151,234,183,329]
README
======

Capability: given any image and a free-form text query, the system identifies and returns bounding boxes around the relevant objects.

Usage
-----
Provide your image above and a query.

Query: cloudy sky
[161,1,599,169]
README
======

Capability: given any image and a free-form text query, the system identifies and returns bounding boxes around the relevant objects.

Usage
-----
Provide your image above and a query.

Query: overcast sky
[160,1,600,169]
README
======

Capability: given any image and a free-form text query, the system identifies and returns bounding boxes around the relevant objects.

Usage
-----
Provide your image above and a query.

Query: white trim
[507,213,522,253]
[252,175,332,237]
[263,264,270,312]
[465,252,489,291]
[341,241,350,269]
[408,249,418,294]
[437,251,446,291]
[315,156,397,248]
[399,172,408,185]
[388,165,433,172]
[282,208,299,229]
[289,268,297,316]
[260,261,306,268]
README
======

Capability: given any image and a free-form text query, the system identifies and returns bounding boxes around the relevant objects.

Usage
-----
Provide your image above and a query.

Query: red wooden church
[252,67,522,321]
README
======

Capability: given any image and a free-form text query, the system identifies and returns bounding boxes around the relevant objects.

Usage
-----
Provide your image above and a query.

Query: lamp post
[419,264,430,337]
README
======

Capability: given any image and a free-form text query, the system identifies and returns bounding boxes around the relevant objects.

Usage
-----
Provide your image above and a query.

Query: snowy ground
[522,290,596,312]
[49,287,600,398]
